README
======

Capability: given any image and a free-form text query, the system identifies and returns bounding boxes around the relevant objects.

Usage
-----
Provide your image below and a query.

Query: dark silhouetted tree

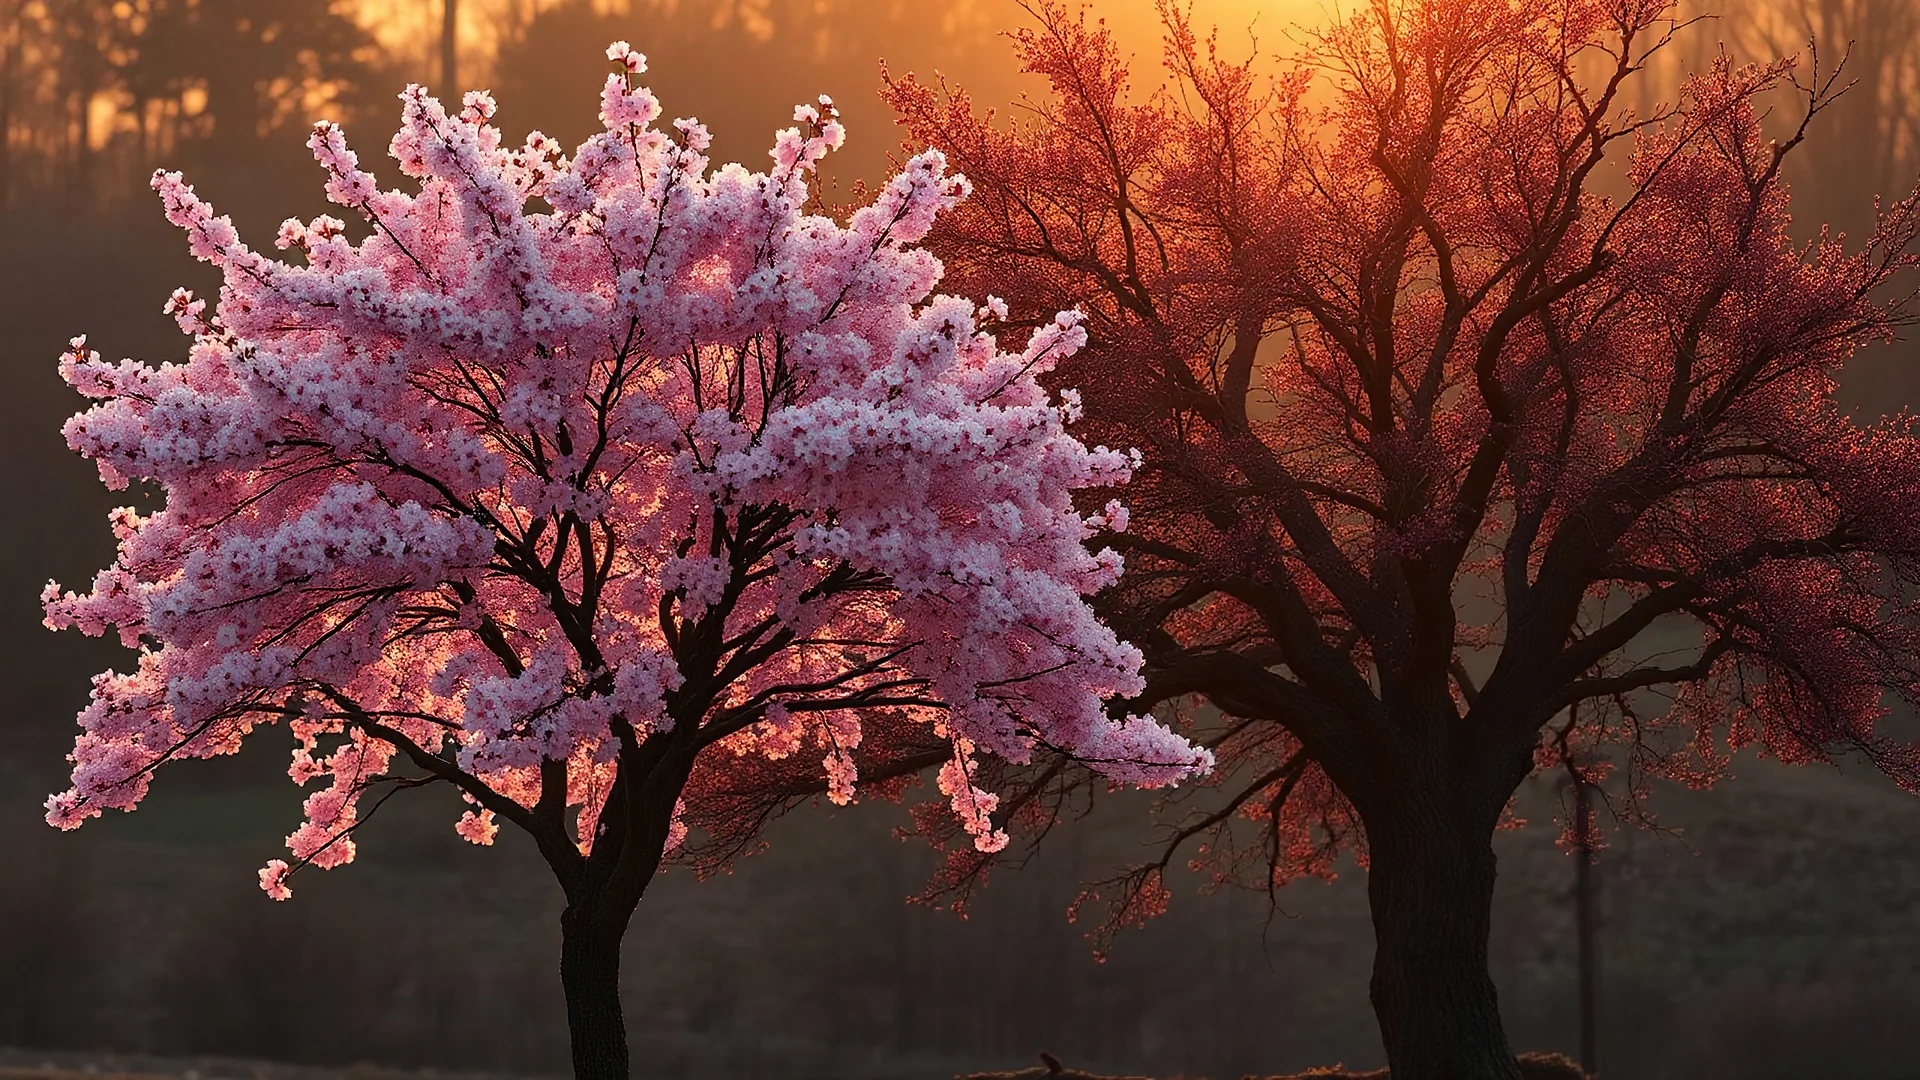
[886,2,1920,1076]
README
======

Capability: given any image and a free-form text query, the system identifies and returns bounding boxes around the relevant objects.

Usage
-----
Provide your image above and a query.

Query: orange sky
[333,0,1345,186]
[1088,0,1338,47]
[346,0,1339,86]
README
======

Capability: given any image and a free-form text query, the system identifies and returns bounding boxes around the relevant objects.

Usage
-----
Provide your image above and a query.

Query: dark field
[4,746,1917,1079]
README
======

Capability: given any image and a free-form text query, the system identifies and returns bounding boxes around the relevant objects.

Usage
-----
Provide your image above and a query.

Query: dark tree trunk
[1365,798,1522,1080]
[0,3,17,217]
[441,0,459,94]
[550,744,697,1079]
[560,903,630,1080]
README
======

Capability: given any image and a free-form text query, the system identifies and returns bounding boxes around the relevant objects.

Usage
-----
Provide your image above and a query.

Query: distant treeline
[0,0,1026,222]
[1,1,1916,232]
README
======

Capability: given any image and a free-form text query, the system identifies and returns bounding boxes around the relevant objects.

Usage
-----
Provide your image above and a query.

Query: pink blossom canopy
[43,48,1211,896]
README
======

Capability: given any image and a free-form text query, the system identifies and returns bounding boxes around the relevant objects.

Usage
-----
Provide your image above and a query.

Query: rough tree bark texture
[560,900,630,1080]
[1363,788,1523,1080]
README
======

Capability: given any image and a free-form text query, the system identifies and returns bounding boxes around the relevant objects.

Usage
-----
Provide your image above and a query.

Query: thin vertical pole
[441,0,459,95]
[0,0,16,217]
[1574,771,1599,1075]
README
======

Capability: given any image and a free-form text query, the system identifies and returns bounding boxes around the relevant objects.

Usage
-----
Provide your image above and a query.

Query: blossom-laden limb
[43,41,1212,1078]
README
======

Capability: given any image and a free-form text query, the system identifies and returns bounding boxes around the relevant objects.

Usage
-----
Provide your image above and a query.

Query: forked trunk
[1366,800,1522,1080]
[560,903,630,1080]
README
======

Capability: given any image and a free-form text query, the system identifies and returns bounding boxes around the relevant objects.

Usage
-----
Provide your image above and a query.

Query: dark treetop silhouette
[0,0,376,212]
[885,1,1920,1076]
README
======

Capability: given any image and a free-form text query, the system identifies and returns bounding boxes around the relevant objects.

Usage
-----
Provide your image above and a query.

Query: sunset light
[5,3,1920,1079]
[343,0,1341,97]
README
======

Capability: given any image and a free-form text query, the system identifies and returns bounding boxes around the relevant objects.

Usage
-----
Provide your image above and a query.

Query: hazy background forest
[2,1,1919,1077]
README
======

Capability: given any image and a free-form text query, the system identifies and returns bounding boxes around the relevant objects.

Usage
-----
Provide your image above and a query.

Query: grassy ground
[0,1046,542,1080]
[3,744,1918,1080]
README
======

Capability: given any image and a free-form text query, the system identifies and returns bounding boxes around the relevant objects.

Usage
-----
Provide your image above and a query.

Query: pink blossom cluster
[44,52,1211,897]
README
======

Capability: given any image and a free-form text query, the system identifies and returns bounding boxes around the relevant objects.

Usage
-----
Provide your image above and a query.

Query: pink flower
[45,51,1204,897]
[258,860,293,901]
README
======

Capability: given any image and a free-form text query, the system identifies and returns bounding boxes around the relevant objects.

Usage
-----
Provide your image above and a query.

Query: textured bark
[1366,798,1523,1080]
[560,903,629,1080]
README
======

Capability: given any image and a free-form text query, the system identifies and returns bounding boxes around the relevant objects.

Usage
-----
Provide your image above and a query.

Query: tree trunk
[560,903,630,1080]
[552,746,698,1079]
[441,0,459,95]
[1366,800,1522,1080]
[1,3,17,217]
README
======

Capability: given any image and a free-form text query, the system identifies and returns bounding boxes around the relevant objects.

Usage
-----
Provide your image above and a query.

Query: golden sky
[1087,0,1339,46]
[346,0,1340,87]
[335,0,1343,185]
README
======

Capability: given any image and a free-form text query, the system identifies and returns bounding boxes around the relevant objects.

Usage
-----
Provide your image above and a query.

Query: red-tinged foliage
[885,1,1920,1075]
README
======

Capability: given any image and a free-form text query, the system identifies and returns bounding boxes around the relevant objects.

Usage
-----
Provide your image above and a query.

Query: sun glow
[1093,0,1338,49]
[339,0,1339,92]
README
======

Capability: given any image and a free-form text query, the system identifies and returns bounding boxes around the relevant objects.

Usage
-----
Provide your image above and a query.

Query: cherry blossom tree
[885,1,1920,1075]
[41,42,1210,1078]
